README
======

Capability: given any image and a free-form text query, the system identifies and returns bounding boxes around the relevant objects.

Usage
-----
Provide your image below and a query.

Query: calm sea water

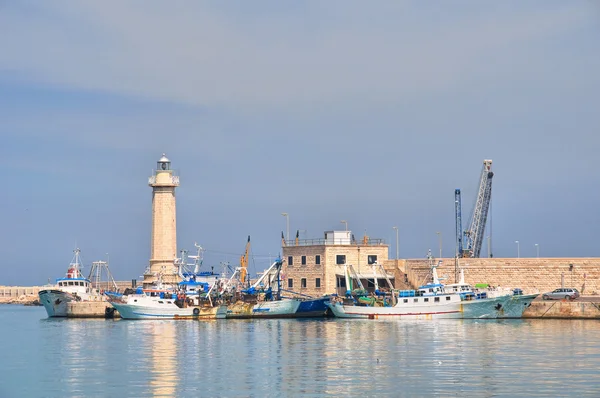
[1,305,599,397]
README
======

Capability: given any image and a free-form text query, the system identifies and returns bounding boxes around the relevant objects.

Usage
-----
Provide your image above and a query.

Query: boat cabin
[56,277,93,295]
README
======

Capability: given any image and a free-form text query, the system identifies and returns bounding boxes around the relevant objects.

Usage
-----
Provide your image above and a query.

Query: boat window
[414,298,418,303]
[434,297,440,302]
[167,301,172,304]
[134,299,137,302]
[424,298,429,302]
[68,282,74,286]
[446,296,451,301]
[403,299,408,303]
[58,282,63,286]
[158,301,164,304]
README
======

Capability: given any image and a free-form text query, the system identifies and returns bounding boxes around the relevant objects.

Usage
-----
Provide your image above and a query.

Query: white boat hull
[38,290,75,317]
[226,299,302,318]
[110,302,227,320]
[327,294,533,320]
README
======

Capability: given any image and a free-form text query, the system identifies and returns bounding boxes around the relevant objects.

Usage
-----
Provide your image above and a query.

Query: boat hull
[226,299,301,319]
[327,295,530,320]
[295,297,330,317]
[110,302,227,320]
[38,290,75,317]
[496,293,539,318]
[327,300,463,319]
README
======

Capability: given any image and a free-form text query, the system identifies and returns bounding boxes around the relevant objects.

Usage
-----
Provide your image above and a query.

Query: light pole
[281,212,289,242]
[535,243,539,258]
[340,220,348,231]
[515,241,520,258]
[436,231,442,259]
[393,226,399,260]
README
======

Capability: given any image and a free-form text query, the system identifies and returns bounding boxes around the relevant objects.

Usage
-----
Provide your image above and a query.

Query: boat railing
[283,238,386,247]
[398,290,421,297]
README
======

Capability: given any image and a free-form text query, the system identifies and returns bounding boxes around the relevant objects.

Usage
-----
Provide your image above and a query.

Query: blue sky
[1,1,599,285]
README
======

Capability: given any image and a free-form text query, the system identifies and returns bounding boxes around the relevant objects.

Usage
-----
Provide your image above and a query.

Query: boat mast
[192,243,204,274]
[371,262,380,293]
[344,263,352,296]
[71,248,82,277]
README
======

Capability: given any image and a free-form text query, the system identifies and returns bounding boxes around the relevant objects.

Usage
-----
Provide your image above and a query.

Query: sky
[1,1,599,285]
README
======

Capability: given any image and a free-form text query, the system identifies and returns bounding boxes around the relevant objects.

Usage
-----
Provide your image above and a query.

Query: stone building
[281,230,399,297]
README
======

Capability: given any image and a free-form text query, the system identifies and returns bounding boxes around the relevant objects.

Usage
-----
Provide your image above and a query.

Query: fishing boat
[327,259,537,319]
[38,248,115,317]
[108,285,227,320]
[108,243,227,320]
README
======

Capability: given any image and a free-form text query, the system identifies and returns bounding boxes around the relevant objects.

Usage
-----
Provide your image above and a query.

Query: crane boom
[463,160,494,258]
[239,235,250,286]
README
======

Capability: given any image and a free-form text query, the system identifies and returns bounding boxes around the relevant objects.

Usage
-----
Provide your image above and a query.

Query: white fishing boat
[108,243,227,320]
[38,248,114,317]
[109,288,227,320]
[327,259,537,319]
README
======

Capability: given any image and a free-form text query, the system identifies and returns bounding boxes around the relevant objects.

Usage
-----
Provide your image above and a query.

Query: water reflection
[148,321,179,397]
[5,309,599,397]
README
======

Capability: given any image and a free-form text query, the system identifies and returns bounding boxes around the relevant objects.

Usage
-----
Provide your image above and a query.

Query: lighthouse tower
[144,154,180,287]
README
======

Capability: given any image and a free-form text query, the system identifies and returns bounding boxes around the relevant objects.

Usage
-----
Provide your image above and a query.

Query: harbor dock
[523,298,600,319]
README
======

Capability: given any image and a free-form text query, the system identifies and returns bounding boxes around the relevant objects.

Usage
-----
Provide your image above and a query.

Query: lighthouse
[144,153,180,287]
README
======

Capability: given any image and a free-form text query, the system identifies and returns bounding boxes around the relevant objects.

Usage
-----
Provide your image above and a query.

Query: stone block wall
[282,245,327,297]
[403,258,600,295]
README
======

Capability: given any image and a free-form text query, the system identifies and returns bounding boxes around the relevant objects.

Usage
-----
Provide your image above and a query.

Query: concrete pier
[66,301,120,318]
[523,298,600,319]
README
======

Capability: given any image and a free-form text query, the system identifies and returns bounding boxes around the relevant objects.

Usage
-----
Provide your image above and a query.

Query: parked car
[542,288,580,300]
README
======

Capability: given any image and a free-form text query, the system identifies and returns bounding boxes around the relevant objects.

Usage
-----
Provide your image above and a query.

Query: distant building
[281,230,397,297]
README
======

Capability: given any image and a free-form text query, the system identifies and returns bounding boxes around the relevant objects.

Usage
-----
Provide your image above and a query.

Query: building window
[368,255,377,264]
[288,278,293,288]
[337,277,346,288]
[315,255,321,265]
[316,278,321,288]
[336,255,346,265]
[301,255,306,265]
[288,256,293,266]
[301,278,307,288]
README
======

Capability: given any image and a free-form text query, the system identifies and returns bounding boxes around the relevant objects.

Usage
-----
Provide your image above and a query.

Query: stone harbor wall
[399,258,600,295]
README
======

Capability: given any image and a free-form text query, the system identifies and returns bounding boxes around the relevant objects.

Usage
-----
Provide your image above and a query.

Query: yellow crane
[239,236,251,286]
